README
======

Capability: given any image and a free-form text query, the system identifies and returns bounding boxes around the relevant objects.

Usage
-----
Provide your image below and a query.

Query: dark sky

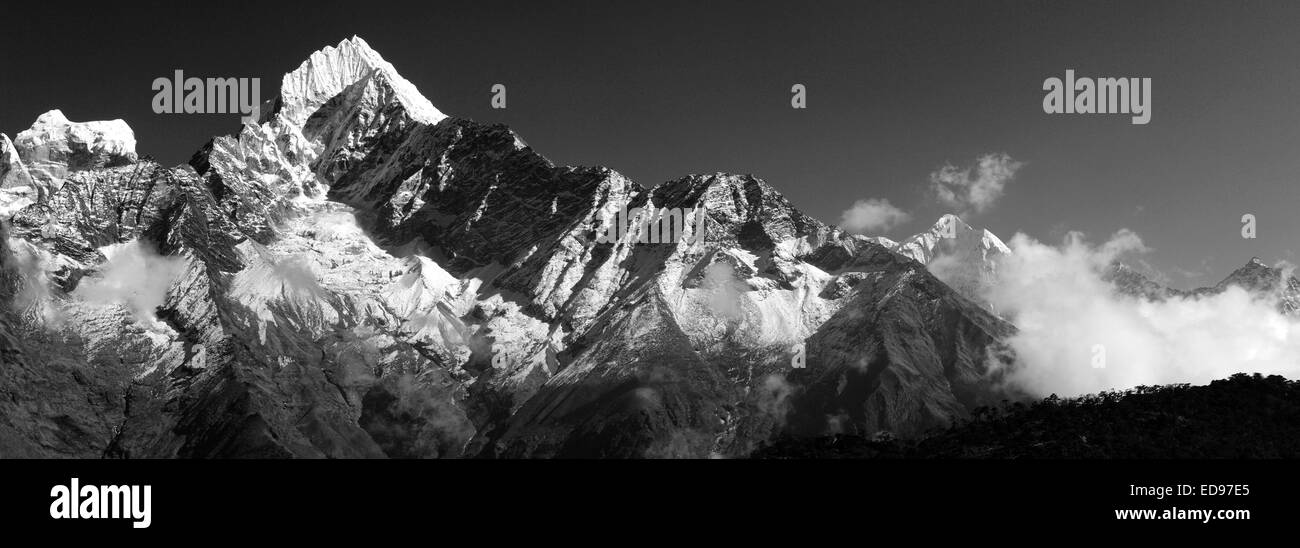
[4,0,1300,287]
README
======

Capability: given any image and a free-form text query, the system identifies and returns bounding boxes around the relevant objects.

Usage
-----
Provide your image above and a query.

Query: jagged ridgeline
[0,36,1018,458]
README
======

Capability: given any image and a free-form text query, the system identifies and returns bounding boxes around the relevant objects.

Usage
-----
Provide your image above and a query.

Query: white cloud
[985,229,1300,398]
[4,235,62,326]
[73,240,187,326]
[839,198,911,234]
[930,153,1024,215]
[702,261,746,321]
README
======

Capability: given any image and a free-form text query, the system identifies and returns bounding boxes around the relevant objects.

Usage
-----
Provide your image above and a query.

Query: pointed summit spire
[275,36,446,129]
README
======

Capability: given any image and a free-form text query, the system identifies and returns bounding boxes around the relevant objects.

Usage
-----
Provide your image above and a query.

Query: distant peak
[931,214,971,233]
[274,36,446,128]
[1229,257,1275,276]
[14,110,137,160]
[23,109,132,134]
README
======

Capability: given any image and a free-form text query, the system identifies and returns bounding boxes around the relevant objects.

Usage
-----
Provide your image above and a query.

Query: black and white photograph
[0,0,1295,536]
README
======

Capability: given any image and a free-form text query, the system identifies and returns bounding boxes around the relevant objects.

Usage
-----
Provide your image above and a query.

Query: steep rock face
[458,171,1014,456]
[0,134,38,216]
[1,36,1017,458]
[0,162,190,458]
[147,37,477,458]
[472,173,855,457]
[790,243,1016,438]
[192,36,438,243]
[485,291,734,458]
[0,220,131,458]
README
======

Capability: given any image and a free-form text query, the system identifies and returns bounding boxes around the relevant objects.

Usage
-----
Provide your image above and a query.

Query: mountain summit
[0,110,137,213]
[889,214,1010,304]
[1106,257,1300,315]
[275,36,446,128]
[893,214,1011,266]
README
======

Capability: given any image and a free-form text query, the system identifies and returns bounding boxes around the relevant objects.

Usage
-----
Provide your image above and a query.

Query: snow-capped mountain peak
[11,109,137,187]
[189,36,453,241]
[276,35,446,129]
[886,214,1010,305]
[15,109,137,163]
[893,214,1010,266]
[1213,257,1300,312]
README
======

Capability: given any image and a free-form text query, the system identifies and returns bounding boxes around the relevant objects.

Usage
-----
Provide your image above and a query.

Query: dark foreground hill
[753,373,1300,458]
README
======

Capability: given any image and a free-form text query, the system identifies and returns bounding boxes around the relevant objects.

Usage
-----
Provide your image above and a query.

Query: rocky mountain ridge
[1106,257,1300,315]
[1,36,1274,459]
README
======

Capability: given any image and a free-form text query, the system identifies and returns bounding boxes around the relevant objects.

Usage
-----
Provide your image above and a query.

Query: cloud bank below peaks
[985,229,1300,399]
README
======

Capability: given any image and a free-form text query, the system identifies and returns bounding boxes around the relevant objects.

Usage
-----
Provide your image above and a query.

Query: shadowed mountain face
[0,37,1016,459]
